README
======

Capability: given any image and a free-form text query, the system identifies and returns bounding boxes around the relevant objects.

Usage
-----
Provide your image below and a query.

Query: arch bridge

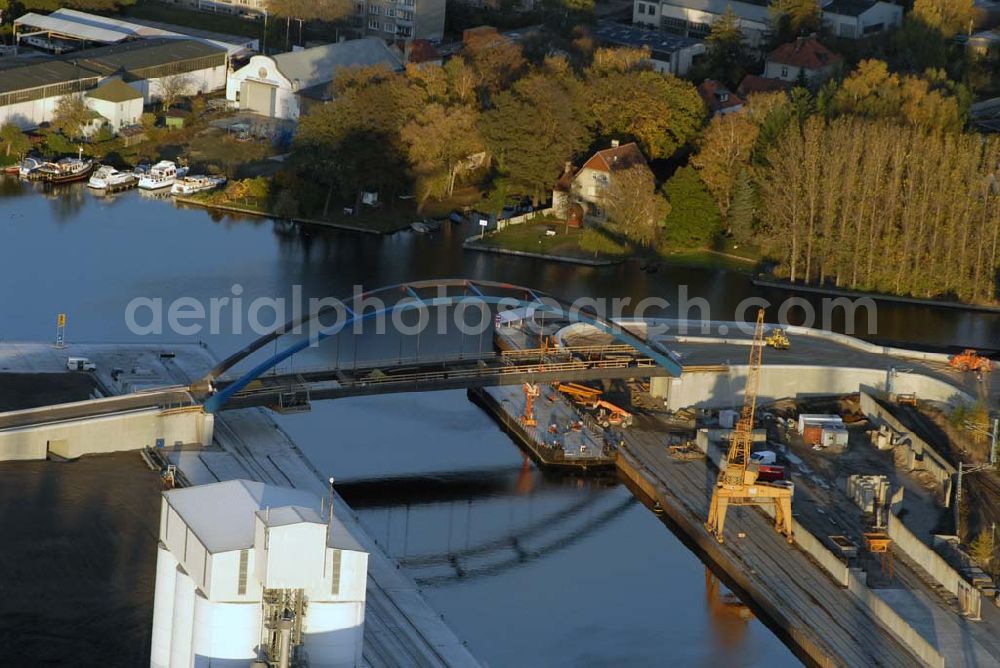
[198,279,683,413]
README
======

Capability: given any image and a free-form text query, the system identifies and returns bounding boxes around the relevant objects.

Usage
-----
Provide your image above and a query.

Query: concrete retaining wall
[860,391,955,500]
[0,408,213,460]
[652,364,969,412]
[887,514,982,619]
[846,569,946,668]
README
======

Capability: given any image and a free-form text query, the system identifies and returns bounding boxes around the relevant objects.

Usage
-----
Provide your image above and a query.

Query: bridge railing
[215,344,645,382]
[228,356,660,401]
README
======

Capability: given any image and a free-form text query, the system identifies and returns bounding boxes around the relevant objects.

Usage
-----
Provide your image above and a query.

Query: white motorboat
[170,175,226,196]
[87,165,136,189]
[138,160,188,190]
[18,156,42,178]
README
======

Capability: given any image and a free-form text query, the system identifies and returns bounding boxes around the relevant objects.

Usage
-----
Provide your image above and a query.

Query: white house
[572,140,653,216]
[85,78,143,132]
[150,479,368,668]
[226,38,403,121]
[820,0,903,38]
[762,36,842,84]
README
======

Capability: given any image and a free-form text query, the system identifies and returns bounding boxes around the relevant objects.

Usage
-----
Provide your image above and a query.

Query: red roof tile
[697,79,744,113]
[737,74,791,97]
[767,36,841,71]
[580,142,647,173]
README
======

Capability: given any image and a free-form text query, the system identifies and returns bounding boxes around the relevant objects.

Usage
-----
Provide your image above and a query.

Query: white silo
[169,568,196,667]
[191,594,261,662]
[150,546,178,668]
[150,479,369,667]
[302,601,366,667]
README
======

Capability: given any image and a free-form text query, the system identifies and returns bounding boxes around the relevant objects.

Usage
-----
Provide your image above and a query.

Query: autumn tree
[769,0,821,40]
[832,59,967,132]
[585,68,704,160]
[52,95,90,140]
[0,122,30,159]
[691,111,760,226]
[661,166,721,248]
[699,8,750,88]
[912,0,976,36]
[402,104,483,207]
[266,0,352,22]
[757,117,1000,301]
[479,72,589,202]
[293,66,423,215]
[157,74,192,112]
[602,165,669,247]
[462,31,526,103]
[971,530,995,568]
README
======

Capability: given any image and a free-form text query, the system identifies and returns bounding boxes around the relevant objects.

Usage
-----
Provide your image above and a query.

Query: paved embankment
[617,429,921,668]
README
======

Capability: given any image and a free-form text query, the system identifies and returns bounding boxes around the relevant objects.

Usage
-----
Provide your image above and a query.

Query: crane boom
[706,308,794,544]
[722,309,765,487]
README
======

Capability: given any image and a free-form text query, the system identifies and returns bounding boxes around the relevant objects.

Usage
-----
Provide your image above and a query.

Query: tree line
[287,33,704,222]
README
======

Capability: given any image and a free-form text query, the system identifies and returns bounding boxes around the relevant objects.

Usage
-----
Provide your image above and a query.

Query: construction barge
[468,385,617,470]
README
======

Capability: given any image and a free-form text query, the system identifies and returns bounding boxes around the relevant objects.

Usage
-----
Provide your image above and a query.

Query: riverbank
[173,195,412,234]
[752,278,1000,314]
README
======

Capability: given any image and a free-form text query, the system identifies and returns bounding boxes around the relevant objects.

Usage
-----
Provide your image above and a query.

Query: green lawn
[471,220,628,261]
[656,248,761,273]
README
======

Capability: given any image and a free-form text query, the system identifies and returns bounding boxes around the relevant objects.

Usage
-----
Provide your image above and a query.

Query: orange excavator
[948,349,992,373]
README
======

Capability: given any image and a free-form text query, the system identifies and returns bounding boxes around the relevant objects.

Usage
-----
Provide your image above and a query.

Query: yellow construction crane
[706,309,794,544]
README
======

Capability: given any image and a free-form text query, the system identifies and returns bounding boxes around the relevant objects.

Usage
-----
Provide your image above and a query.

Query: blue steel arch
[202,279,682,413]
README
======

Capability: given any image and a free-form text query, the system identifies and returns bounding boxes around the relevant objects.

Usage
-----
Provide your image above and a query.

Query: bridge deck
[0,388,194,431]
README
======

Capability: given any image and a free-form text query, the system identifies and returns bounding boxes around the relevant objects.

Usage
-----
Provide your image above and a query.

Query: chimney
[564,161,573,174]
[610,139,620,148]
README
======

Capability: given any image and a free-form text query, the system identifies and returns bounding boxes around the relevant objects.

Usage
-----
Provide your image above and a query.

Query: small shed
[164,110,186,129]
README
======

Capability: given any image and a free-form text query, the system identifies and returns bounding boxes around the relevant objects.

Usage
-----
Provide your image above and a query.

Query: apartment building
[352,0,446,42]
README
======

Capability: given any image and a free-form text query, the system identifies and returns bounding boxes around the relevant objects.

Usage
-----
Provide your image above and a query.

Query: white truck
[66,357,96,371]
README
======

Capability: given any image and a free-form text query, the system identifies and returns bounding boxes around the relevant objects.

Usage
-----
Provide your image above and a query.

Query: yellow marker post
[55,313,66,349]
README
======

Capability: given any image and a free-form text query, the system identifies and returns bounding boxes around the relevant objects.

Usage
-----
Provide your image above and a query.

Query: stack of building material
[847,474,891,514]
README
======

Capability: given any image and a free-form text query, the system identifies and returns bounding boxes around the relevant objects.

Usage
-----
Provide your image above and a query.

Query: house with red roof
[697,79,745,117]
[763,36,842,85]
[571,140,652,216]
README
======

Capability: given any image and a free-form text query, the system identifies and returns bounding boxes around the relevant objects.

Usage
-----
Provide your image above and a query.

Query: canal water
[2,180,995,665]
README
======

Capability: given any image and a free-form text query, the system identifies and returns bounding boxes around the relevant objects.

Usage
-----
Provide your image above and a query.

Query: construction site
[479,313,1000,666]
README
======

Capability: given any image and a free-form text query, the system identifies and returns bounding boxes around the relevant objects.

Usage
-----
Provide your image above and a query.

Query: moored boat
[138,160,188,190]
[37,157,94,184]
[170,174,226,196]
[88,165,137,190]
[18,156,42,178]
